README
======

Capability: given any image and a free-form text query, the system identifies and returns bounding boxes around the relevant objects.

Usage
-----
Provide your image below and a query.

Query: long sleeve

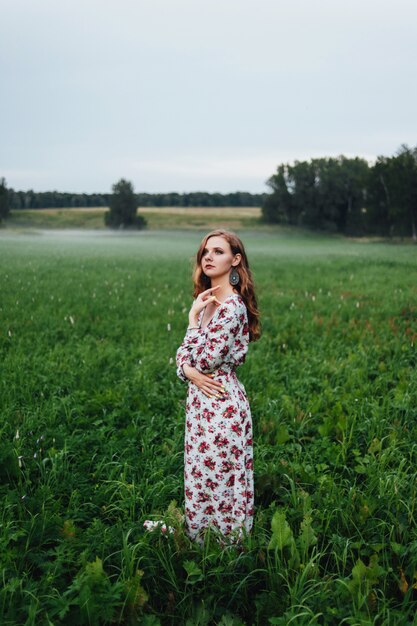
[175,327,206,383]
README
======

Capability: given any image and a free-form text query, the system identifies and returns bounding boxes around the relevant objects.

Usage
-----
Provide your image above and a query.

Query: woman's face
[201,235,240,280]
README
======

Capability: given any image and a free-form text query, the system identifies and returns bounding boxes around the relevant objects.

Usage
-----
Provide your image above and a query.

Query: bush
[0,178,10,223]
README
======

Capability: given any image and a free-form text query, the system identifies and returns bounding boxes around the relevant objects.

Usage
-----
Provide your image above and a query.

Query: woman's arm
[175,326,206,383]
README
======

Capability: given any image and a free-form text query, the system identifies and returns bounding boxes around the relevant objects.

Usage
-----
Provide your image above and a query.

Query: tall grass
[0,230,416,625]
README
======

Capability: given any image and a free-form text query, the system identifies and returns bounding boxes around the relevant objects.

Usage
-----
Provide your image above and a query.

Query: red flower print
[214,434,229,447]
[205,478,219,490]
[221,460,234,473]
[218,501,233,513]
[197,492,211,503]
[223,405,236,419]
[231,445,242,459]
[231,422,242,436]
[191,466,203,478]
[204,457,216,471]
[202,408,215,422]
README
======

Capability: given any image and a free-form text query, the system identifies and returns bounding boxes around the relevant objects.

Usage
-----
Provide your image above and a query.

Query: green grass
[1,229,417,625]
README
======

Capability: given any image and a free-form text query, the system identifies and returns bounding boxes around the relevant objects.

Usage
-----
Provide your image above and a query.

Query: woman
[176,229,261,545]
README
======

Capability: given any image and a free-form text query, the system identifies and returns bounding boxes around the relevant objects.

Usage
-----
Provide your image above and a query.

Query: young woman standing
[176,229,261,545]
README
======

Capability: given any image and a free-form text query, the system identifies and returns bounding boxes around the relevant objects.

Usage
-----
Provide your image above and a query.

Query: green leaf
[183,560,204,584]
[268,509,294,550]
[298,512,318,553]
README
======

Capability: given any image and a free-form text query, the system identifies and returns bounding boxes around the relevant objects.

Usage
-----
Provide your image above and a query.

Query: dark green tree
[367,146,417,239]
[263,157,369,233]
[0,178,10,223]
[104,179,146,229]
[262,164,294,224]
[313,156,369,234]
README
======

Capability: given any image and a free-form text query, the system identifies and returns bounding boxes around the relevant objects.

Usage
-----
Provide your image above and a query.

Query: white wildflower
[143,520,174,536]
[167,323,171,331]
[69,316,74,325]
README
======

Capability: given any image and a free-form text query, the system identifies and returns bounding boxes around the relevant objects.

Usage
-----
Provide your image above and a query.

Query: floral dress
[176,293,254,544]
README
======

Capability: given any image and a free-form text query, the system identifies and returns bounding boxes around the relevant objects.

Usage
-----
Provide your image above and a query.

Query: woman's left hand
[188,285,221,325]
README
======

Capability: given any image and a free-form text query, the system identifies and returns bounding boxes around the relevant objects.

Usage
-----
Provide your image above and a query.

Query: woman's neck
[210,282,238,302]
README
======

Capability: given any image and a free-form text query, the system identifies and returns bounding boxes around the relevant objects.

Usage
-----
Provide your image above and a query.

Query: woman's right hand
[183,364,225,399]
[188,285,221,325]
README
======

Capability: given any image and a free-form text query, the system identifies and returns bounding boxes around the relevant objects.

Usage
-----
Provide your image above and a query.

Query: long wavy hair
[192,229,261,342]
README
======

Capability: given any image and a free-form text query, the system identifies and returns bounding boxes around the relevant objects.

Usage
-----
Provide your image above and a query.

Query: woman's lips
[205,265,215,269]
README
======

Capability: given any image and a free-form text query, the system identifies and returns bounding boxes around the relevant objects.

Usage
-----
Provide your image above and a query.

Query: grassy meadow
[1,228,417,625]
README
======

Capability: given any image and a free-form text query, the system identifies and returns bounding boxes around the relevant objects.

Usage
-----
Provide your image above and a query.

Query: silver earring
[229,267,240,286]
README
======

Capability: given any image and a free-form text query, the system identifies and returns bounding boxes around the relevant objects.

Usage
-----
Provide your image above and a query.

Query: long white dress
[176,293,254,544]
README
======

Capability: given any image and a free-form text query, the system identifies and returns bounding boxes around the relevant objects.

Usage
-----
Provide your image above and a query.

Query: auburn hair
[191,229,261,342]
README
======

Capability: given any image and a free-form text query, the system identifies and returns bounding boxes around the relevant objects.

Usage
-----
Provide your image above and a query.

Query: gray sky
[1,0,416,193]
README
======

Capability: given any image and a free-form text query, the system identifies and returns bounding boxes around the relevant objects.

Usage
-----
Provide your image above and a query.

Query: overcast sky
[1,0,416,193]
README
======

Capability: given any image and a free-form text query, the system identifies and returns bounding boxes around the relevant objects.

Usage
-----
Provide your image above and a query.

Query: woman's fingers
[204,375,224,392]
[200,383,226,398]
[200,286,220,302]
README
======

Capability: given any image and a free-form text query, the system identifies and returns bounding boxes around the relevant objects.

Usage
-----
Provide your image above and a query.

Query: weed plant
[0,230,416,625]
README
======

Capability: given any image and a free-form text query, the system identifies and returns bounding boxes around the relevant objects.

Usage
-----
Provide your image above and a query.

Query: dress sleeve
[193,300,248,374]
[175,327,206,383]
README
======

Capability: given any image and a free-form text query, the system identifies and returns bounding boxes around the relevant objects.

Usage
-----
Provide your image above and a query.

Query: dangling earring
[229,266,240,286]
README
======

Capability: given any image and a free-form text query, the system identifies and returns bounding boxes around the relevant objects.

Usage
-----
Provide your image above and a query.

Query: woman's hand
[182,364,225,399]
[188,286,222,326]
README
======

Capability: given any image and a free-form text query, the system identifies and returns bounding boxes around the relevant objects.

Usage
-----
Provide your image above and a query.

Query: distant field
[5,206,263,230]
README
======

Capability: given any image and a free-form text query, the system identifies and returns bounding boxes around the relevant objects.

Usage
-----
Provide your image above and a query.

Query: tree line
[262,144,417,238]
[2,144,416,237]
[3,189,265,210]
